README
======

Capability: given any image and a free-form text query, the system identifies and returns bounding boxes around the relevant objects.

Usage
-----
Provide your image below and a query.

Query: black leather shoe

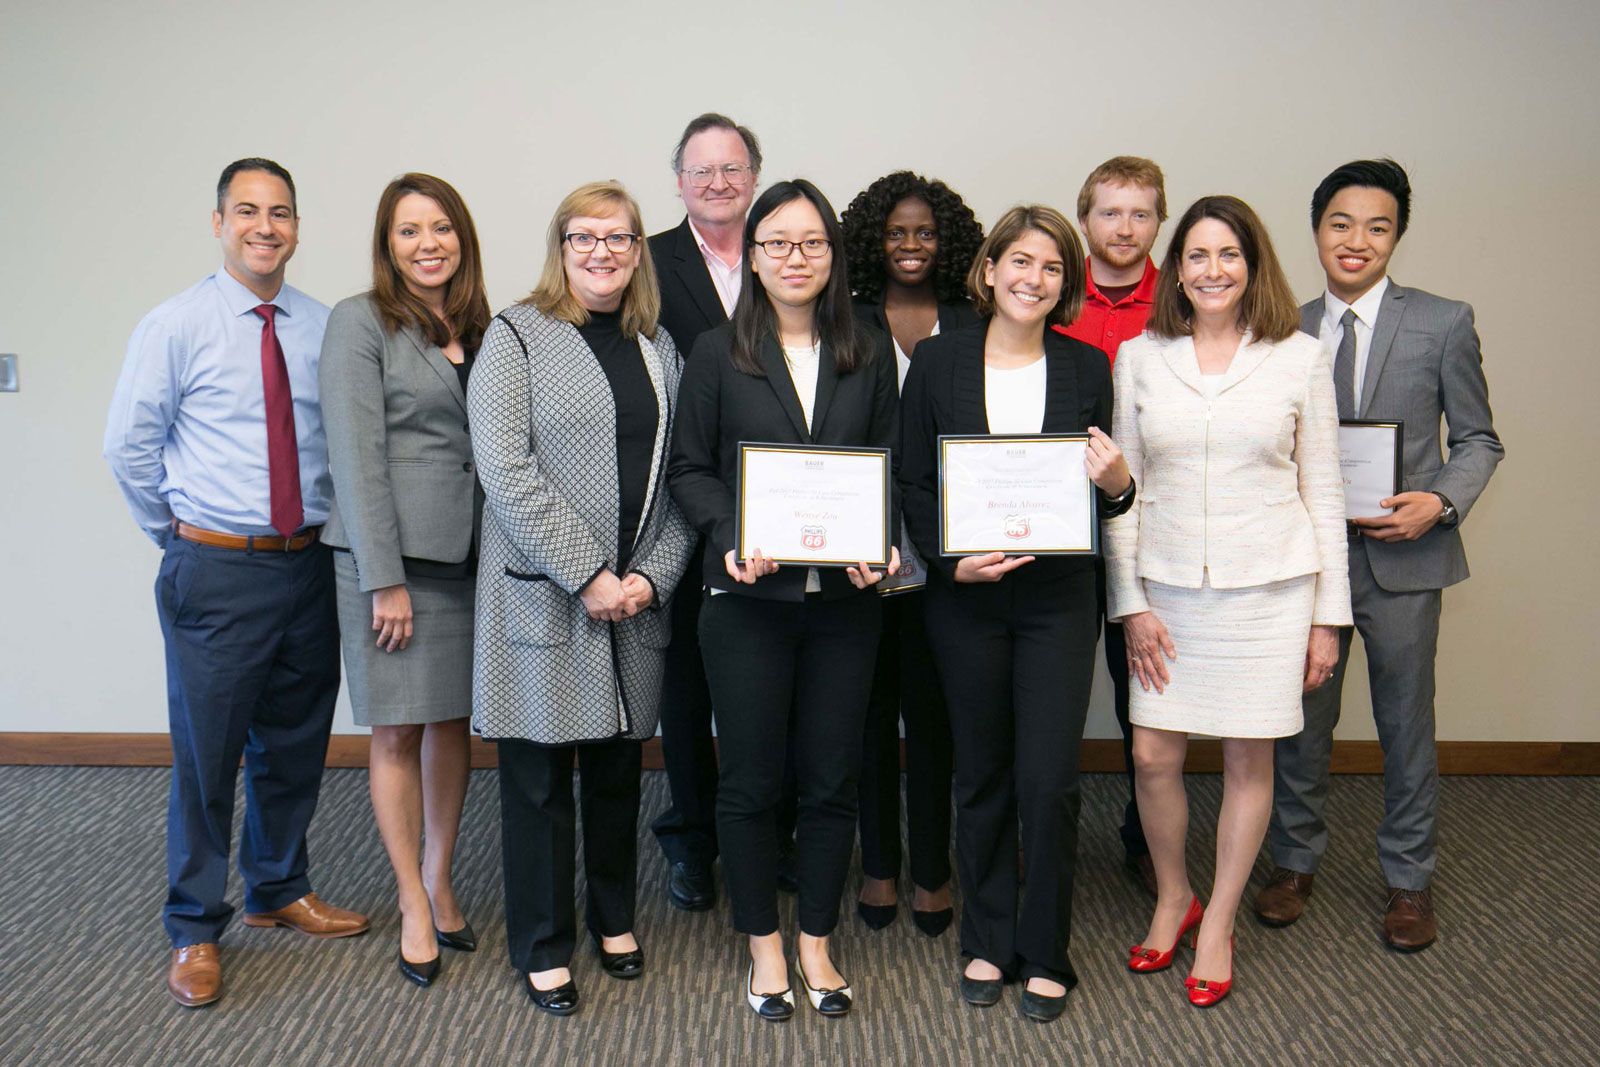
[668,861,715,911]
[435,921,477,952]
[912,907,953,937]
[524,975,579,1016]
[592,934,644,980]
[398,950,440,988]
[857,898,897,930]
[746,963,795,1021]
[776,841,799,894]
[960,972,1002,1007]
[1020,986,1067,1022]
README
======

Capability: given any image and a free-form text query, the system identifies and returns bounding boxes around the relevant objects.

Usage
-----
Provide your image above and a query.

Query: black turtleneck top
[576,308,658,572]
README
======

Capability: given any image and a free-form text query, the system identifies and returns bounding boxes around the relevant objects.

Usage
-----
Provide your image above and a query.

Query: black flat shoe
[592,934,644,980]
[912,907,953,937]
[668,860,715,911]
[524,975,579,1016]
[857,899,897,930]
[398,950,440,988]
[960,973,1002,1007]
[796,957,853,1016]
[746,963,794,1021]
[435,921,477,952]
[1020,986,1067,1022]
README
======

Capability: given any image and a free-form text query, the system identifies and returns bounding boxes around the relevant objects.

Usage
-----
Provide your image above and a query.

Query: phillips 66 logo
[1003,515,1031,540]
[801,525,827,550]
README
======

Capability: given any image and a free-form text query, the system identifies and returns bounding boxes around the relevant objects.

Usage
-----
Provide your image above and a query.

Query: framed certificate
[877,531,927,596]
[1338,420,1403,520]
[938,434,1099,556]
[735,443,891,567]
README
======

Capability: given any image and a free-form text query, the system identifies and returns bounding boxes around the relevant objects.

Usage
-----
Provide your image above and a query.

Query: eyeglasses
[681,163,753,188]
[754,238,832,259]
[564,232,639,253]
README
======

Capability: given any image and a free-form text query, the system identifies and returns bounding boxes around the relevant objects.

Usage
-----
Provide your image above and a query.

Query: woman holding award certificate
[898,205,1136,1022]
[1103,196,1350,1008]
[469,182,695,1016]
[668,179,899,1021]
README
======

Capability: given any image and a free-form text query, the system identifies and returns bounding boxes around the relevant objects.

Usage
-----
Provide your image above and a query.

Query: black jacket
[649,218,729,359]
[898,319,1125,585]
[852,296,981,339]
[668,322,900,601]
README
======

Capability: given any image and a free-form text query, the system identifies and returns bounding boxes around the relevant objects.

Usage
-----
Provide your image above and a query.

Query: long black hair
[730,179,866,376]
[840,171,985,303]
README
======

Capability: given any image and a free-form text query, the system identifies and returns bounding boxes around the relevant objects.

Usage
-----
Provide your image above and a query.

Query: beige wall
[2,0,1594,741]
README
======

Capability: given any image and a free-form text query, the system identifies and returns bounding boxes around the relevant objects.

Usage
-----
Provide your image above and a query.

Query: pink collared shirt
[687,219,744,317]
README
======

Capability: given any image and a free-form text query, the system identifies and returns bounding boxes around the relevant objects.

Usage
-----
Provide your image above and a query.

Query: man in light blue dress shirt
[105,158,368,1008]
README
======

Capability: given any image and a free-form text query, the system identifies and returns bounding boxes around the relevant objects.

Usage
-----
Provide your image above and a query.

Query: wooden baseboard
[1,733,1595,775]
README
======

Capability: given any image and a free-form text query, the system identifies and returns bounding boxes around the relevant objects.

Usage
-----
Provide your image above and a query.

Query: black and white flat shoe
[746,963,795,1021]
[795,957,853,1017]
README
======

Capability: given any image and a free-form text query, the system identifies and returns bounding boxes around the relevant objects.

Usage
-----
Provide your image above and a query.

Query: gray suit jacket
[469,305,696,745]
[319,293,479,591]
[1300,282,1503,592]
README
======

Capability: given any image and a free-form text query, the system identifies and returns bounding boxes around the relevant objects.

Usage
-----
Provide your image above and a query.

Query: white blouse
[984,357,1048,433]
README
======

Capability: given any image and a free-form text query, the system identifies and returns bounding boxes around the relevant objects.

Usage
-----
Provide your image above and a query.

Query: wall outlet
[0,355,16,392]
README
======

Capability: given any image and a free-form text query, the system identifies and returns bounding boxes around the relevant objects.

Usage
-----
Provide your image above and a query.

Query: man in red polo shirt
[1054,155,1166,896]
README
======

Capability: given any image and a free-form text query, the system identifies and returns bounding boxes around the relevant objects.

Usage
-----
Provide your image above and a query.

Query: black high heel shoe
[857,879,898,930]
[398,949,441,988]
[912,907,953,937]
[435,920,477,952]
[592,932,644,980]
[524,973,579,1016]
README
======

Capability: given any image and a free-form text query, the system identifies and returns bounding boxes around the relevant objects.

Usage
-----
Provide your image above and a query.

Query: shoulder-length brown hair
[966,205,1086,327]
[370,173,491,351]
[525,181,660,340]
[1147,195,1299,343]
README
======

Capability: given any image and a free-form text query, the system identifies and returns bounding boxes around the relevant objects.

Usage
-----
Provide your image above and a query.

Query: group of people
[103,111,1503,1023]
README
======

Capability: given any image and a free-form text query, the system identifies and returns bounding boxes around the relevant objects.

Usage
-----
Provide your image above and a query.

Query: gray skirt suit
[319,293,481,726]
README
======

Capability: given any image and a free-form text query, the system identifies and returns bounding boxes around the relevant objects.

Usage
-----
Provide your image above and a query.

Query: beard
[1088,235,1149,272]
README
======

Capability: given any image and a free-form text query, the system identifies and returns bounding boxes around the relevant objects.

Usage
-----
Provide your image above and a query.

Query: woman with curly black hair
[840,172,983,937]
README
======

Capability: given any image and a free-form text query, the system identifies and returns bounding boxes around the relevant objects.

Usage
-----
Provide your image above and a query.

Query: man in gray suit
[1259,159,1504,951]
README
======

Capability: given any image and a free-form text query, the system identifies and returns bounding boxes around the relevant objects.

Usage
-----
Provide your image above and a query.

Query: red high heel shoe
[1127,896,1204,973]
[1184,936,1235,1008]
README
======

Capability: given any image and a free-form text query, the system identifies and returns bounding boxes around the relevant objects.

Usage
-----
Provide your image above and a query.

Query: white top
[1318,275,1389,411]
[1200,370,1225,400]
[984,357,1048,433]
[893,318,939,392]
[687,218,744,317]
[783,341,824,593]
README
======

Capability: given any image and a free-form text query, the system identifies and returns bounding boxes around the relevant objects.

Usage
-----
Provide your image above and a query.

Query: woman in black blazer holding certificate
[668,179,898,1021]
[840,171,985,936]
[898,205,1135,1022]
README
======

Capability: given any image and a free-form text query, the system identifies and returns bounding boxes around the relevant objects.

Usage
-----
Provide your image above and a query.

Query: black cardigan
[898,319,1128,585]
[852,296,982,339]
[668,322,900,602]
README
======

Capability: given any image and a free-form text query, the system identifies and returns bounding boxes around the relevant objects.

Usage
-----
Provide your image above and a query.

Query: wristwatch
[1433,492,1459,528]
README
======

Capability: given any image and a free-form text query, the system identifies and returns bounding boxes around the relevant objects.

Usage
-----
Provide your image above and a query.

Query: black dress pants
[699,591,881,936]
[924,570,1097,986]
[858,590,953,891]
[497,737,642,973]
[1096,561,1146,859]
[651,562,720,869]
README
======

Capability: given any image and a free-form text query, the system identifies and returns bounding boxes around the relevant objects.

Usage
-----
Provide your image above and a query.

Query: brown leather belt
[175,522,321,552]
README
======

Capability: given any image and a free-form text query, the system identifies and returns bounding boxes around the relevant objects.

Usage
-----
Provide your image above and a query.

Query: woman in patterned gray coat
[468,181,695,1016]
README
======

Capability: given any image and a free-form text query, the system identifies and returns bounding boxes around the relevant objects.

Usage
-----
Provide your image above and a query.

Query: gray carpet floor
[1,766,1595,1066]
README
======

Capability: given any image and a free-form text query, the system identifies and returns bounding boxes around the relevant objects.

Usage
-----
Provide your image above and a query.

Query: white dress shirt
[984,357,1047,433]
[687,219,744,317]
[892,319,939,391]
[1318,275,1390,410]
[783,341,823,592]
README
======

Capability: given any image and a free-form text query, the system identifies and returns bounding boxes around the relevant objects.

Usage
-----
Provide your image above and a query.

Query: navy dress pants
[156,537,340,948]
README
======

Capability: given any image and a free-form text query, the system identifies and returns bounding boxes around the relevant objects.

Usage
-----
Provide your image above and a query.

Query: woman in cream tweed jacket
[1102,196,1351,1008]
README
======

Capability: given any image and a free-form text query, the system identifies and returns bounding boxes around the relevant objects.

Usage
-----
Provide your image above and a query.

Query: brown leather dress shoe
[1383,888,1437,951]
[168,943,222,1007]
[1254,868,1315,926]
[242,893,371,938]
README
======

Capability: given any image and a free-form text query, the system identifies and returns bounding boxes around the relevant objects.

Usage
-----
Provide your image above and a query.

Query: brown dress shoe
[1254,868,1315,926]
[1127,854,1159,899]
[242,893,371,938]
[1383,888,1437,951]
[168,943,222,1007]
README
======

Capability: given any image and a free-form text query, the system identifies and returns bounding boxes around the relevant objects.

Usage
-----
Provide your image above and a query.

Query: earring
[1176,280,1183,293]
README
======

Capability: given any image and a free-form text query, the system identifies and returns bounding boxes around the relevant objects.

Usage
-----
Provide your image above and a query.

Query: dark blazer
[650,218,730,359]
[668,322,900,602]
[899,319,1121,585]
[1299,283,1502,593]
[852,296,981,339]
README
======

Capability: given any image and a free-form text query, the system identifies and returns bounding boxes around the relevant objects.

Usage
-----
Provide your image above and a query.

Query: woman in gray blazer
[319,173,490,988]
[469,182,695,1017]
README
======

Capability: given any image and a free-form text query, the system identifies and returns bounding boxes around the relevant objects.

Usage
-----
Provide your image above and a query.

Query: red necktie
[254,304,304,537]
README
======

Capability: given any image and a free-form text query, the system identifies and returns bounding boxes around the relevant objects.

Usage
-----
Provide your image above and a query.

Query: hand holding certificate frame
[735,443,891,567]
[1338,420,1403,520]
[938,434,1099,556]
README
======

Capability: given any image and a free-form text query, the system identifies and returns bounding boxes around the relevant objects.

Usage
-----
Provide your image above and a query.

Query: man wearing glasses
[648,113,762,913]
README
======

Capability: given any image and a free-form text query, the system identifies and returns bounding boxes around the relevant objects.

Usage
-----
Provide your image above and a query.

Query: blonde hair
[526,181,660,339]
[966,205,1086,327]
